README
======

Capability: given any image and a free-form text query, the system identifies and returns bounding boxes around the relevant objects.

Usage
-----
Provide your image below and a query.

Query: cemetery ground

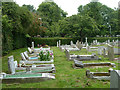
[2,47,119,88]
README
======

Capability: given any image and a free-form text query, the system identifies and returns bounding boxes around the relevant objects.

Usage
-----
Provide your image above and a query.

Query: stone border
[73,60,116,68]
[86,69,113,80]
[1,73,55,84]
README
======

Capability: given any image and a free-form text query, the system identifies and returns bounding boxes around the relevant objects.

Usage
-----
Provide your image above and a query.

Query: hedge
[30,37,74,46]
[2,36,119,56]
[2,32,28,56]
[30,37,120,47]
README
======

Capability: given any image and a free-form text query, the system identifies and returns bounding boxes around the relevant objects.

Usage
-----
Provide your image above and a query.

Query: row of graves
[58,38,120,88]
[1,42,55,83]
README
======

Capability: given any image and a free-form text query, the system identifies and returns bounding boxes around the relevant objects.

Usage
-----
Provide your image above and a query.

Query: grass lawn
[2,47,119,88]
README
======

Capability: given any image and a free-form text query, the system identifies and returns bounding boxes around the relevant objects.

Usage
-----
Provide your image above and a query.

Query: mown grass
[2,47,119,88]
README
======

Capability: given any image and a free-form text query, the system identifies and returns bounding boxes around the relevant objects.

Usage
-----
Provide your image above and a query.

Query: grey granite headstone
[110,70,120,88]
[108,44,114,61]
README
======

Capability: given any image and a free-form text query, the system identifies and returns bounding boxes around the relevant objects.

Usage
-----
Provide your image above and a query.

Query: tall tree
[37,1,67,35]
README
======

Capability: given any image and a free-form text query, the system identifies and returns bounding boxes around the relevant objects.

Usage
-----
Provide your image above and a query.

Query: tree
[37,1,67,37]
[78,2,118,36]
[22,4,36,12]
[27,13,47,37]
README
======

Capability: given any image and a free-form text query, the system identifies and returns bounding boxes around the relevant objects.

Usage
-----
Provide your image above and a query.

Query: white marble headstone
[32,42,34,49]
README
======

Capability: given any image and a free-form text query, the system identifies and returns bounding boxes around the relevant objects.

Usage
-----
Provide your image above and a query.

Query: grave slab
[73,60,116,69]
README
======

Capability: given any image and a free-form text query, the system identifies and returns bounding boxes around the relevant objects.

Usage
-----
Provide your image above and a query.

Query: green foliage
[37,1,67,35]
[27,13,47,37]
[2,15,13,55]
[22,4,36,12]
[78,2,118,36]
[57,15,99,41]
[2,2,33,55]
[38,51,51,61]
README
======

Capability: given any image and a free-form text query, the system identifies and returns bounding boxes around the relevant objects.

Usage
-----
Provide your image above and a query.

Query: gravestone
[103,48,107,56]
[57,41,58,47]
[98,47,102,55]
[85,37,88,46]
[76,40,79,45]
[78,42,83,49]
[65,49,70,59]
[110,70,120,88]
[32,42,34,49]
[8,56,15,74]
[108,44,114,61]
[70,41,74,45]
[14,61,18,68]
[86,45,91,52]
[96,35,99,37]
[108,39,110,44]
[59,40,61,47]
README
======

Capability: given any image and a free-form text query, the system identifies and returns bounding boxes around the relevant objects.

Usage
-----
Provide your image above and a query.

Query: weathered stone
[8,56,15,74]
[86,69,112,80]
[2,73,55,84]
[65,50,100,61]
[74,60,116,68]
[108,44,114,61]
[32,42,34,49]
[110,70,120,88]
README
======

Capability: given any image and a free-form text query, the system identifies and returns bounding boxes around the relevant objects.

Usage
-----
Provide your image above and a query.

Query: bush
[13,32,27,49]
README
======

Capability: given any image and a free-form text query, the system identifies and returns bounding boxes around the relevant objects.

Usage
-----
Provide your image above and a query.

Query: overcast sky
[14,0,120,16]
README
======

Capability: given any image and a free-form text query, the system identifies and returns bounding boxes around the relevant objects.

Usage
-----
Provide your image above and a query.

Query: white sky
[14,0,120,16]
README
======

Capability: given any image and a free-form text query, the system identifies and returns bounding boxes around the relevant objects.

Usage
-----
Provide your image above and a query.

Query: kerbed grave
[73,60,116,69]
[65,49,101,61]
[86,69,113,80]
